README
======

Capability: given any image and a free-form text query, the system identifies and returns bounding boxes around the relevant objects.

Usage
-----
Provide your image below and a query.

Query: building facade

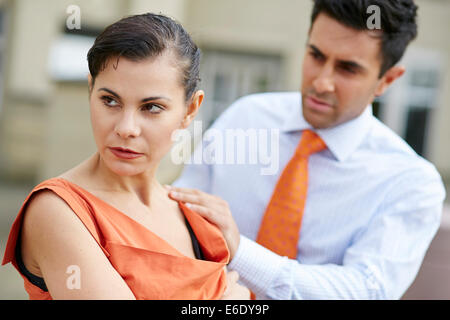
[0,0,449,187]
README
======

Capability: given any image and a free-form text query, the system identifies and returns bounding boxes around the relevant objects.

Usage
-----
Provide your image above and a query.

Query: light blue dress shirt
[174,92,446,299]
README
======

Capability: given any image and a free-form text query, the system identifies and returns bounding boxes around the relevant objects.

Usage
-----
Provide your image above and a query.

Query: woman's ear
[181,90,204,129]
[87,74,94,95]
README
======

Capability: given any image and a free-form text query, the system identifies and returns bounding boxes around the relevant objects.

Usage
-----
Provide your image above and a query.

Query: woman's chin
[105,161,147,177]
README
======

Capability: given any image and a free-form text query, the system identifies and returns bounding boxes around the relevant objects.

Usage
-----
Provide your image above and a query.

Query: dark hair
[310,0,418,77]
[87,13,201,101]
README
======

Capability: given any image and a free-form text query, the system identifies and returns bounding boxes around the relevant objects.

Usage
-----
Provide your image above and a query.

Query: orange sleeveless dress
[2,178,229,300]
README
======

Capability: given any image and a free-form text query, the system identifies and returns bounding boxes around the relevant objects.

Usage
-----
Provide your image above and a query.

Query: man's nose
[115,111,141,139]
[312,63,335,93]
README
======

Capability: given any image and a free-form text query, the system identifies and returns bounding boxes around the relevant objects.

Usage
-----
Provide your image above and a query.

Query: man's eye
[143,104,164,114]
[340,65,356,74]
[310,51,323,60]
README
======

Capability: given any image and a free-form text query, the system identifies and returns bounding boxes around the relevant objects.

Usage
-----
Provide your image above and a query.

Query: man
[168,0,446,299]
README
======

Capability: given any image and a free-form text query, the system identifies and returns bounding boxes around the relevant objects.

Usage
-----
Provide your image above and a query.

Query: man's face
[301,13,392,129]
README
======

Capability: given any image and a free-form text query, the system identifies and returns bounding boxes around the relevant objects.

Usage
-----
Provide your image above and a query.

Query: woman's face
[89,51,202,177]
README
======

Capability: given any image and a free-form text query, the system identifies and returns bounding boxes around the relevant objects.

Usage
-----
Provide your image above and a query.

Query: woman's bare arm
[21,190,136,299]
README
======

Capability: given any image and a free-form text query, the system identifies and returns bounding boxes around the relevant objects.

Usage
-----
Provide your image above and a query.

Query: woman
[2,13,249,300]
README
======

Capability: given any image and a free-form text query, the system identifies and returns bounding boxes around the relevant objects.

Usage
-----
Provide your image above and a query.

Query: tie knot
[296,129,327,157]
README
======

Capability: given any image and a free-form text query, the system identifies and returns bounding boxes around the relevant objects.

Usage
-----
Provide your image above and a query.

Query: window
[48,27,99,82]
[375,48,442,159]
[198,50,283,129]
[403,68,440,156]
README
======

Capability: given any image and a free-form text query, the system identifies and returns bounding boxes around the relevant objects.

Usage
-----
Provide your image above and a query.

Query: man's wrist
[227,235,285,297]
[228,229,241,261]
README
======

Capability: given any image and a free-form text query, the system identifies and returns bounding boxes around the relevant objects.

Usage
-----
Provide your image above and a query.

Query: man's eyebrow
[98,88,171,102]
[308,44,366,72]
[308,44,325,57]
[337,60,366,72]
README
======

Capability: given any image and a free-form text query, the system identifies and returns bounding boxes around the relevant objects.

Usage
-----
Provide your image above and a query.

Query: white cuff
[228,235,287,298]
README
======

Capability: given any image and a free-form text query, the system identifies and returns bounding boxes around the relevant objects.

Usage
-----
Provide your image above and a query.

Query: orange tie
[256,129,327,259]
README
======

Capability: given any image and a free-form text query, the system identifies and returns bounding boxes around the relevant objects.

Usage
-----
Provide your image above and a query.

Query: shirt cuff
[228,235,287,298]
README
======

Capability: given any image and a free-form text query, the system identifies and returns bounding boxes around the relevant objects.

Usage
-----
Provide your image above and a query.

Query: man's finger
[166,186,225,207]
[168,190,202,205]
[184,203,209,217]
[184,203,222,226]
[227,270,239,283]
[166,185,203,196]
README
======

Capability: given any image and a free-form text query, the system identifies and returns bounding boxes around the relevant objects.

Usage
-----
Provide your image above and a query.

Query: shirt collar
[281,94,374,162]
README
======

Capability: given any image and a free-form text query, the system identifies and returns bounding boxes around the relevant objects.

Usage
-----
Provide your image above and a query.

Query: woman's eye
[101,96,119,107]
[143,104,164,114]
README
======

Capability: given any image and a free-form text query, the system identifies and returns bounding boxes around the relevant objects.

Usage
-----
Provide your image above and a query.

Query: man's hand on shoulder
[166,186,241,260]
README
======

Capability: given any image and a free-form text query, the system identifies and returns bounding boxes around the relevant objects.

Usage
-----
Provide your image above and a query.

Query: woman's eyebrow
[98,88,121,99]
[141,96,171,103]
[98,88,171,102]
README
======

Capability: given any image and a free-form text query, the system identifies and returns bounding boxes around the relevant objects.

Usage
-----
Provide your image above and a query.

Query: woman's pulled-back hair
[87,13,201,101]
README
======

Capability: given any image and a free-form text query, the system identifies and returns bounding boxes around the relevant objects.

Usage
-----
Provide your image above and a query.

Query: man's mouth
[305,95,333,112]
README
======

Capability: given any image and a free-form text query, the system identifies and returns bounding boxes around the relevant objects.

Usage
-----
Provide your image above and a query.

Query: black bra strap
[15,231,48,292]
[184,216,205,260]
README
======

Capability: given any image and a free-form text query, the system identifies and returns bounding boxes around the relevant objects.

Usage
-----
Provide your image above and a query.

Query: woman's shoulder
[20,177,78,223]
[18,173,102,251]
[21,182,89,248]
[1,180,90,271]
[25,176,85,212]
[20,188,76,255]
[23,174,104,234]
[24,187,72,222]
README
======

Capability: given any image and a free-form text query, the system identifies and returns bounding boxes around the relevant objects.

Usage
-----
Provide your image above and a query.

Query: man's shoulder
[213,91,300,129]
[366,118,443,185]
[368,118,415,154]
[231,91,300,110]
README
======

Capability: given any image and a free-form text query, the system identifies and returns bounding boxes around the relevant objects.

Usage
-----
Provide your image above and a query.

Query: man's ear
[374,65,405,97]
[181,90,204,129]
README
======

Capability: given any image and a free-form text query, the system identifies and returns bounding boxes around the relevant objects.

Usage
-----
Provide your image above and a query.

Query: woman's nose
[114,112,141,139]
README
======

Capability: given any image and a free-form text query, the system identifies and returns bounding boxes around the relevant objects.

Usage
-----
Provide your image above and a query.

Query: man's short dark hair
[310,0,418,77]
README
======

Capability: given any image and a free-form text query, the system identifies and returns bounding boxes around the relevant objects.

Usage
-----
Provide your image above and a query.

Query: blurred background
[0,0,449,299]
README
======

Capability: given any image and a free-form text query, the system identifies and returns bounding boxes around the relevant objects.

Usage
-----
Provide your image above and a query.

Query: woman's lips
[305,96,333,112]
[109,147,143,160]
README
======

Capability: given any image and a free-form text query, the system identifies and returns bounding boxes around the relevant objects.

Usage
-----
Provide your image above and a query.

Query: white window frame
[198,50,283,133]
[48,33,95,82]
[377,47,443,157]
